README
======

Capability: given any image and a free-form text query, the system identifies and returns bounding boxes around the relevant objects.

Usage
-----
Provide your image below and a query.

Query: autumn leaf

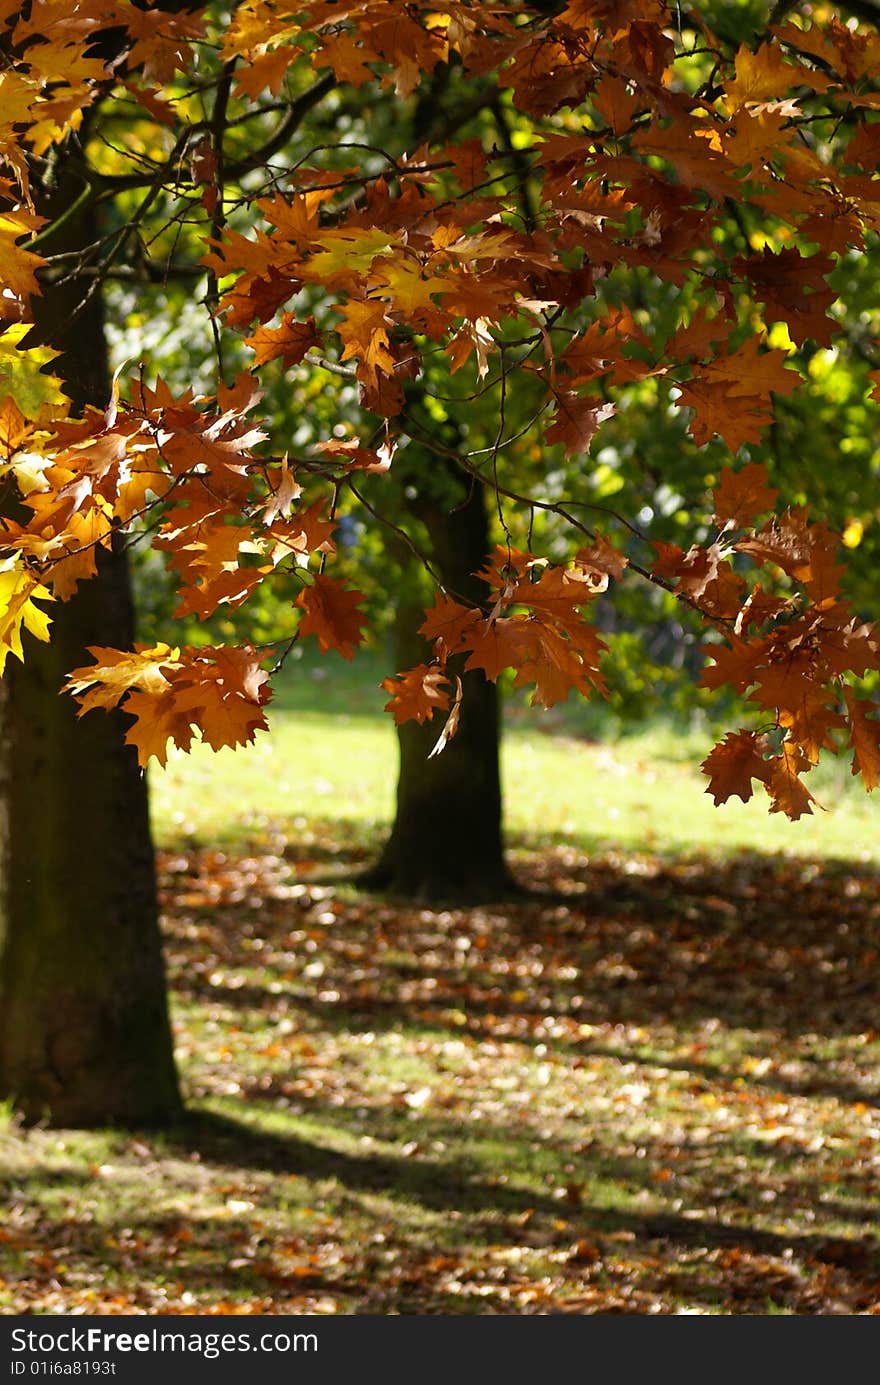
[171,679,269,754]
[428,675,463,756]
[679,375,772,452]
[265,499,338,564]
[382,663,451,724]
[338,298,396,379]
[122,687,195,769]
[724,41,831,112]
[763,742,818,821]
[736,508,817,581]
[463,615,531,682]
[732,248,836,348]
[511,565,599,627]
[700,636,767,694]
[844,688,880,791]
[574,537,629,590]
[65,643,178,714]
[0,556,53,674]
[681,337,800,450]
[295,575,366,659]
[234,46,293,98]
[545,393,614,457]
[514,615,606,708]
[778,687,844,766]
[0,397,31,457]
[245,314,320,368]
[0,211,45,313]
[0,325,68,424]
[592,73,639,134]
[701,730,771,806]
[749,652,817,716]
[712,462,779,531]
[261,455,303,525]
[419,592,482,653]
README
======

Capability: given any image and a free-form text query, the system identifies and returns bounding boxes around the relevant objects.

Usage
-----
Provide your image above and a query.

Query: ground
[1,654,878,1314]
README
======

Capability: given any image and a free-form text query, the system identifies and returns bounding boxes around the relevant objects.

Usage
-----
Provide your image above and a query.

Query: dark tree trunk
[0,163,181,1126]
[364,473,515,901]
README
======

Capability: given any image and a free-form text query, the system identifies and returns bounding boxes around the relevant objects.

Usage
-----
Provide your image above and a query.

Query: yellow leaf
[0,324,68,424]
[66,644,179,715]
[0,556,53,674]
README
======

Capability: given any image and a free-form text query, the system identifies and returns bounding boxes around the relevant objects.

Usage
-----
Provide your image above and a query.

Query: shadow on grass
[157,1108,566,1221]
[164,841,880,1049]
[176,969,880,1111]
[139,1107,879,1305]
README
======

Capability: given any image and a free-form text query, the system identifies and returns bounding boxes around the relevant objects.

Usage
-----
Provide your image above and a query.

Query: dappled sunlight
[2,832,878,1314]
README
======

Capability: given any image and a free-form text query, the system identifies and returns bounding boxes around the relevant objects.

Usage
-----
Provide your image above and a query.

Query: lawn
[1,652,878,1314]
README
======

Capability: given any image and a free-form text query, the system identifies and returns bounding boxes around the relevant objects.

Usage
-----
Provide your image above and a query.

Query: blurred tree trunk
[0,155,181,1126]
[363,471,514,901]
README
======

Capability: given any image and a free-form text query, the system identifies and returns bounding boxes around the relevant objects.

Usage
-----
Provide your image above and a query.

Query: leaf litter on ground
[1,828,879,1314]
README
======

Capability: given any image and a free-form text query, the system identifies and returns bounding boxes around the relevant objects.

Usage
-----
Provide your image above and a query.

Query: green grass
[149,646,880,863]
[2,831,879,1314]
[3,651,879,1315]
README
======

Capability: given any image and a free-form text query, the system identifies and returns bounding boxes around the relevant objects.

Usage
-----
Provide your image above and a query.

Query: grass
[2,651,879,1314]
[151,646,880,864]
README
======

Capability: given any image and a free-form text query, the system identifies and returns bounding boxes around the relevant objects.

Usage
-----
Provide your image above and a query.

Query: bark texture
[364,473,514,901]
[0,162,181,1126]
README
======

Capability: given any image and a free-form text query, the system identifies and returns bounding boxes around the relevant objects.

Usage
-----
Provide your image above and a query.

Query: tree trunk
[364,474,515,901]
[0,163,181,1126]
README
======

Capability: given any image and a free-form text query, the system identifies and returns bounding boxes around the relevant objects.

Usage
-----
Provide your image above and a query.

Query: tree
[0,18,185,1125]
[2,2,880,931]
[362,460,511,899]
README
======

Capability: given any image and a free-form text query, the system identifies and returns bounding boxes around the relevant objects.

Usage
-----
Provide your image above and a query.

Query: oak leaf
[0,557,53,674]
[463,615,532,682]
[844,689,880,791]
[574,537,628,589]
[295,575,366,659]
[429,676,463,757]
[122,688,195,769]
[382,663,451,725]
[66,644,177,715]
[701,730,771,805]
[545,393,614,457]
[763,742,818,821]
[245,315,320,368]
[419,592,482,653]
[732,248,836,347]
[712,462,779,530]
[170,679,268,754]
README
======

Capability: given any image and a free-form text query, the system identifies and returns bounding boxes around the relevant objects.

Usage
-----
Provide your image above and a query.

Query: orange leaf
[844,688,880,791]
[295,574,366,659]
[701,729,771,805]
[382,663,450,724]
[545,393,613,457]
[419,592,481,653]
[123,687,194,769]
[763,742,818,820]
[574,536,629,587]
[712,462,779,530]
[592,73,639,134]
[510,565,598,627]
[700,636,767,694]
[234,46,293,98]
[245,314,319,368]
[463,615,531,682]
